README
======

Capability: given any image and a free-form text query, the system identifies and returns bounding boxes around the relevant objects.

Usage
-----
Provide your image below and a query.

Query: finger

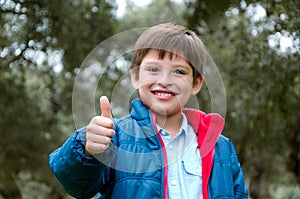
[100,96,112,119]
[92,116,114,129]
[87,123,115,137]
[87,133,112,145]
[86,142,109,154]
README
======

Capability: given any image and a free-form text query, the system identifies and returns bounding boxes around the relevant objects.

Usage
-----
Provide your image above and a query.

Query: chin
[148,104,168,116]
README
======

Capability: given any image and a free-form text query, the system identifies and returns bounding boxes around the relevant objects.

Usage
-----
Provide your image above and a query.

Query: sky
[116,0,152,17]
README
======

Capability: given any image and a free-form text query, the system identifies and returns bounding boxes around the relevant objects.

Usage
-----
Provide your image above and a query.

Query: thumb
[100,96,112,119]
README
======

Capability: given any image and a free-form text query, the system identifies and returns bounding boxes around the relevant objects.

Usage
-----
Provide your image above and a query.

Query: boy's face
[130,49,203,117]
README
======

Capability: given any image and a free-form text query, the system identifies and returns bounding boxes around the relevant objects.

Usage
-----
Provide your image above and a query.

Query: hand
[85,96,115,155]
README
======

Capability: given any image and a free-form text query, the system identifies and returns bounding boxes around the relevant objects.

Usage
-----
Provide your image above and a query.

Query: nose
[157,71,172,86]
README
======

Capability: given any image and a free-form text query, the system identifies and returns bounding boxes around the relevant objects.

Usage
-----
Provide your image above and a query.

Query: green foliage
[185,0,300,197]
[184,0,240,31]
[270,185,300,199]
[1,0,299,198]
[0,75,49,198]
[0,0,118,197]
[118,0,186,29]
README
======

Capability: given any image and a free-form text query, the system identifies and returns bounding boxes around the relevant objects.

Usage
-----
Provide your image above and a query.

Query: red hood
[183,108,225,157]
[183,108,225,199]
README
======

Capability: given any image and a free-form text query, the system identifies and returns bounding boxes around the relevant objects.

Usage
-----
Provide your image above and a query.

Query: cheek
[137,74,156,87]
[135,80,150,91]
[179,78,194,91]
[132,76,153,89]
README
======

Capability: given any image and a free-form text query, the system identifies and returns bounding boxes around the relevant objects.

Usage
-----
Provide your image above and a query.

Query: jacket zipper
[152,113,168,199]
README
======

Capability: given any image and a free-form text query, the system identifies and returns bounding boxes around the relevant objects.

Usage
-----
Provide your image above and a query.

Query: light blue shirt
[157,113,203,199]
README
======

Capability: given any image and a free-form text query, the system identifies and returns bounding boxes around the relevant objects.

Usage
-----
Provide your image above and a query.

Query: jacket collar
[130,98,225,157]
[183,108,224,157]
[130,99,149,121]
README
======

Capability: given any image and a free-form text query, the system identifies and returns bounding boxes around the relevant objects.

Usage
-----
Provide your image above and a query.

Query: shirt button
[171,180,177,186]
[168,145,173,150]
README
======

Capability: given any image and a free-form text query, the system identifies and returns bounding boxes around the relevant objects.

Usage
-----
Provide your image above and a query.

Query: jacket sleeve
[209,136,249,198]
[228,139,249,198]
[48,127,113,199]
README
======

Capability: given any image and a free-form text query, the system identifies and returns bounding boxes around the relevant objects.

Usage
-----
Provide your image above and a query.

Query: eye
[143,65,160,73]
[174,69,186,75]
[148,67,159,72]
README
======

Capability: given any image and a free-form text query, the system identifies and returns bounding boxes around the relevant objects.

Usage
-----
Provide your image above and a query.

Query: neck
[156,112,182,138]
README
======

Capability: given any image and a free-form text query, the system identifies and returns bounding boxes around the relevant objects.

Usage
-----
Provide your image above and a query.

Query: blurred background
[0,0,299,198]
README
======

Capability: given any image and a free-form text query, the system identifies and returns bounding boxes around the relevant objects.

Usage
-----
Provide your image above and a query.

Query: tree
[184,0,240,32]
[0,75,47,198]
[0,0,118,197]
[118,0,186,30]
[184,0,300,198]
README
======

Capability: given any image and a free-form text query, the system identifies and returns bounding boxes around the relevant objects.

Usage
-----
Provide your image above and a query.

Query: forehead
[141,49,191,68]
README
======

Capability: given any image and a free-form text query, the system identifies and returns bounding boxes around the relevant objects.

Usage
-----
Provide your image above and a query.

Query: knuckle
[109,120,115,128]
[85,143,93,152]
[106,129,115,137]
[104,137,111,144]
[107,119,114,127]
[90,116,98,123]
[86,124,95,133]
[98,144,108,152]
[92,116,101,125]
[86,126,91,132]
[85,134,92,141]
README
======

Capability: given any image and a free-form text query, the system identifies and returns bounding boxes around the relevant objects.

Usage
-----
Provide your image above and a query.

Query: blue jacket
[49,99,248,199]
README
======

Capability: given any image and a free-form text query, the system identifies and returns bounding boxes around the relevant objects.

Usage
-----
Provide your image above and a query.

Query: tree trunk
[286,118,300,183]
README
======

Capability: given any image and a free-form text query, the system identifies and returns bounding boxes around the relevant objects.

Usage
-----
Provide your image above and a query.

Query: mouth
[152,90,176,97]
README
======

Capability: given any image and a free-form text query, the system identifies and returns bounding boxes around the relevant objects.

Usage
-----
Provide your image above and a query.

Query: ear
[130,68,139,89]
[192,75,204,95]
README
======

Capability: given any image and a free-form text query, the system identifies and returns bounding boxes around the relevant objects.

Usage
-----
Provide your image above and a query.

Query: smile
[156,92,172,97]
[152,91,175,97]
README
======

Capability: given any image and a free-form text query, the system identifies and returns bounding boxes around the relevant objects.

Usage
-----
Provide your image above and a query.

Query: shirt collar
[156,113,188,138]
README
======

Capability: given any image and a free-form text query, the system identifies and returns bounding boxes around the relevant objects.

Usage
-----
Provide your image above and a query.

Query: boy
[49,23,248,199]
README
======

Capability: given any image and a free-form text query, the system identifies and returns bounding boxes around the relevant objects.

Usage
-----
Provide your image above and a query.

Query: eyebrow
[141,62,191,69]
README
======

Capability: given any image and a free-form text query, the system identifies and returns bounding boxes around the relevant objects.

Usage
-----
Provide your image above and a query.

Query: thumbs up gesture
[85,96,115,155]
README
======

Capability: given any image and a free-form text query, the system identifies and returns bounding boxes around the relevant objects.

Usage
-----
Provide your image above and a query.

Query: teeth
[156,92,172,97]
